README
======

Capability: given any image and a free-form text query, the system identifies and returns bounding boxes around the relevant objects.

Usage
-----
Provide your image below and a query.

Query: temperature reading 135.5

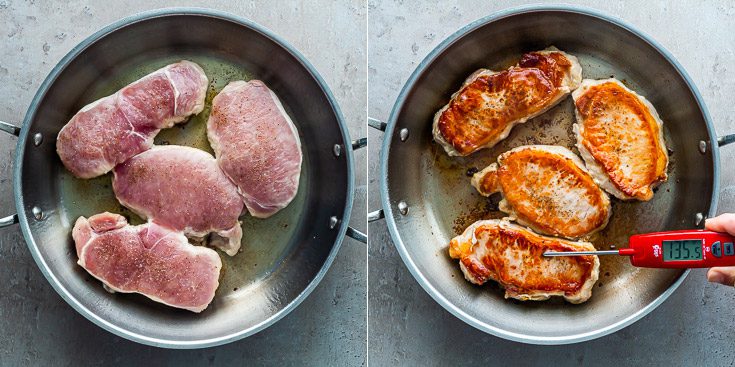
[663,240,702,261]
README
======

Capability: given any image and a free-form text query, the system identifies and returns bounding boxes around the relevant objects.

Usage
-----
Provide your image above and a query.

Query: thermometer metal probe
[543,230,735,268]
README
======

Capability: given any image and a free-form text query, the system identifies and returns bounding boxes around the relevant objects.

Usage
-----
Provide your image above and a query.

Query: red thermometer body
[625,230,735,268]
[545,230,735,268]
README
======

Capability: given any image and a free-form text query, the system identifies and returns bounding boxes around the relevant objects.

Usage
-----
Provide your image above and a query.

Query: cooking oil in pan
[58,52,308,301]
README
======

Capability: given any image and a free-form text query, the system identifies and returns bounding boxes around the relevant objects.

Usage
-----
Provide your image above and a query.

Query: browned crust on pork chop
[573,79,668,201]
[449,219,599,303]
[472,145,611,239]
[434,49,581,156]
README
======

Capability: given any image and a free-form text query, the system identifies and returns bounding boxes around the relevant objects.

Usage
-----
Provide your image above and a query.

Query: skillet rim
[13,7,355,349]
[379,4,718,345]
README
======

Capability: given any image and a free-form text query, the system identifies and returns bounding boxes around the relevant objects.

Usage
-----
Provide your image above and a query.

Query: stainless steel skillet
[0,8,365,348]
[370,5,735,344]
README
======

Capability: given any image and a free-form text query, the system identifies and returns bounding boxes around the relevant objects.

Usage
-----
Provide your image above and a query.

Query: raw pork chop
[573,78,668,201]
[112,145,244,256]
[449,219,599,304]
[207,80,302,218]
[433,47,582,156]
[57,61,208,178]
[471,145,611,239]
[73,212,221,313]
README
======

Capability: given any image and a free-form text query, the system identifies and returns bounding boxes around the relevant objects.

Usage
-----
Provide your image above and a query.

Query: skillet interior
[383,9,715,343]
[16,11,351,347]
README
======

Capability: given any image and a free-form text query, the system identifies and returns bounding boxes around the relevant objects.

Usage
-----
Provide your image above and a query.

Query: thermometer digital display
[663,240,703,261]
[544,230,735,269]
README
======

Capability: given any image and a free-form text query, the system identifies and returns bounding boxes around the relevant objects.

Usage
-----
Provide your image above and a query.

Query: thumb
[707,267,735,286]
[705,213,735,236]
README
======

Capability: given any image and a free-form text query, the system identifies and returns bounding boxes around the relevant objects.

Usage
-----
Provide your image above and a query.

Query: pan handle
[343,135,367,243]
[367,117,387,223]
[0,215,19,228]
[346,227,367,243]
[368,210,384,222]
[352,138,367,150]
[366,118,387,223]
[368,117,386,131]
[0,121,20,229]
[718,135,735,147]
[0,120,20,136]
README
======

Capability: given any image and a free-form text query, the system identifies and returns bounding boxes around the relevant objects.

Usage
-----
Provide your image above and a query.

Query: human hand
[705,213,735,286]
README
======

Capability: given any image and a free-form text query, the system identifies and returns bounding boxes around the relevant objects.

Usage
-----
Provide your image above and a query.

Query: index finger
[704,213,735,236]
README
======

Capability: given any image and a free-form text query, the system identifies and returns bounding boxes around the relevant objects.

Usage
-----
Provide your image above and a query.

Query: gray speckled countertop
[0,1,366,366]
[368,1,735,366]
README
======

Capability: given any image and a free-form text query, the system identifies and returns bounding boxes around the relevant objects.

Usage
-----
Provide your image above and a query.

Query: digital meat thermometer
[544,230,735,268]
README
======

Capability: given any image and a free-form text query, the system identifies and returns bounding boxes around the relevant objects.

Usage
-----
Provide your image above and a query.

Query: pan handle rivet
[333,144,342,157]
[398,201,409,215]
[329,216,339,229]
[399,128,409,142]
[698,140,707,154]
[32,206,44,221]
[33,133,43,146]
[695,212,704,226]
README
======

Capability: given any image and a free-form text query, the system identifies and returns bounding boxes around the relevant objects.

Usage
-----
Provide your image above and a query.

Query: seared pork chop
[471,145,611,239]
[449,219,599,303]
[207,80,302,218]
[57,61,208,178]
[573,78,668,201]
[433,47,582,156]
[73,213,221,313]
[112,145,244,256]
